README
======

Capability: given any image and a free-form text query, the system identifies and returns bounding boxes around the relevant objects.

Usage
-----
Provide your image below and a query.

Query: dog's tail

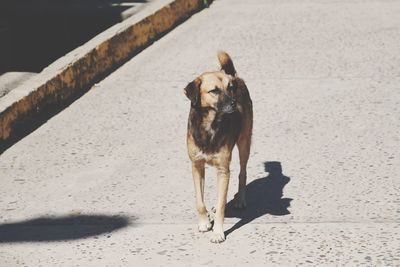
[218,51,236,76]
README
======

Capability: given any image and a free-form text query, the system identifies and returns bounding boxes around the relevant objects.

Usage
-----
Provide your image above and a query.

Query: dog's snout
[216,94,237,114]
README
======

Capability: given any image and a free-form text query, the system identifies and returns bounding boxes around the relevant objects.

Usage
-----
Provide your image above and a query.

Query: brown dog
[184,51,253,243]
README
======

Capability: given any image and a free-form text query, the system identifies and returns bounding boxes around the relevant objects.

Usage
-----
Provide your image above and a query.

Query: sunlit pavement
[1,0,399,265]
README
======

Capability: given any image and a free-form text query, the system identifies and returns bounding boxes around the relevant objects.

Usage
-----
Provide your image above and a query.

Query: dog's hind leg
[235,132,251,209]
[192,161,212,232]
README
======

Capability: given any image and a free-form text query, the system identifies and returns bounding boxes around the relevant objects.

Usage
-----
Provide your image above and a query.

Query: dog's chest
[197,114,240,152]
[192,149,217,162]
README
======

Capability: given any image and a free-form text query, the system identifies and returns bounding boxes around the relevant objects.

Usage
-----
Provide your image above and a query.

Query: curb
[0,0,212,154]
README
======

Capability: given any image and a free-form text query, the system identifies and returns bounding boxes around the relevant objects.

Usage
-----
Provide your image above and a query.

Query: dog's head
[184,51,238,114]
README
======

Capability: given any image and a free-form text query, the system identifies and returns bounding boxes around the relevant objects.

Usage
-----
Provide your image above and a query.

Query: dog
[184,51,253,243]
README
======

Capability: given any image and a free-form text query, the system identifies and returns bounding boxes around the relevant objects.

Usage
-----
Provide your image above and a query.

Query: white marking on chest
[194,150,214,161]
[205,124,216,140]
[202,111,217,141]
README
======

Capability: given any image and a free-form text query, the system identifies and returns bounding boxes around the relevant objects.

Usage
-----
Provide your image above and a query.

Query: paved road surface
[1,0,400,265]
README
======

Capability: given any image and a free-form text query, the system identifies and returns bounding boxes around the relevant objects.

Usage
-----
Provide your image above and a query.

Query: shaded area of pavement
[0,214,131,243]
[225,161,292,237]
[0,0,148,74]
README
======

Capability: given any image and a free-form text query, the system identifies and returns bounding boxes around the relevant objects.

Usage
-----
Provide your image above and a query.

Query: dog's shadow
[224,161,292,237]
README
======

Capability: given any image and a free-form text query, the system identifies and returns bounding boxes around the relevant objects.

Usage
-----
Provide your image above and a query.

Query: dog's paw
[234,194,247,209]
[210,231,226,243]
[198,220,212,232]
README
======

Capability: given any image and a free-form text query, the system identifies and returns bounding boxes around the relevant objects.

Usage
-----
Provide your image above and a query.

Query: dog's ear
[184,78,201,106]
[218,51,236,76]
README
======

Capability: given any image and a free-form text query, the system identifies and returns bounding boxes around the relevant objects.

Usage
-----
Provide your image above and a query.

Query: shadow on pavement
[0,0,147,74]
[224,161,292,237]
[0,214,132,243]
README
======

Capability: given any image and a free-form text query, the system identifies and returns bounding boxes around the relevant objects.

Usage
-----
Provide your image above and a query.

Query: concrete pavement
[0,72,36,98]
[1,0,400,265]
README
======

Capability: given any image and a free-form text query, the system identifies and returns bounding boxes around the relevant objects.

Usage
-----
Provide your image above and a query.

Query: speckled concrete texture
[1,224,399,266]
[1,0,400,265]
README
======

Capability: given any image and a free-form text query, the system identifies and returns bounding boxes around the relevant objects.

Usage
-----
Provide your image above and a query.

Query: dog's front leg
[192,161,212,232]
[210,166,230,243]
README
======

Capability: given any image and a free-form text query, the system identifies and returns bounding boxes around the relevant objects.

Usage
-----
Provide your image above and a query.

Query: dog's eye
[208,88,221,95]
[228,80,237,92]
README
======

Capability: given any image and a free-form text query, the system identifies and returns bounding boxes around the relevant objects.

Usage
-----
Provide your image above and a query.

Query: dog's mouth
[218,103,236,114]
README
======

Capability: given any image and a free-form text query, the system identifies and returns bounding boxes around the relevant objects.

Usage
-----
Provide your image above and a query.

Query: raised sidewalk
[0,0,211,154]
